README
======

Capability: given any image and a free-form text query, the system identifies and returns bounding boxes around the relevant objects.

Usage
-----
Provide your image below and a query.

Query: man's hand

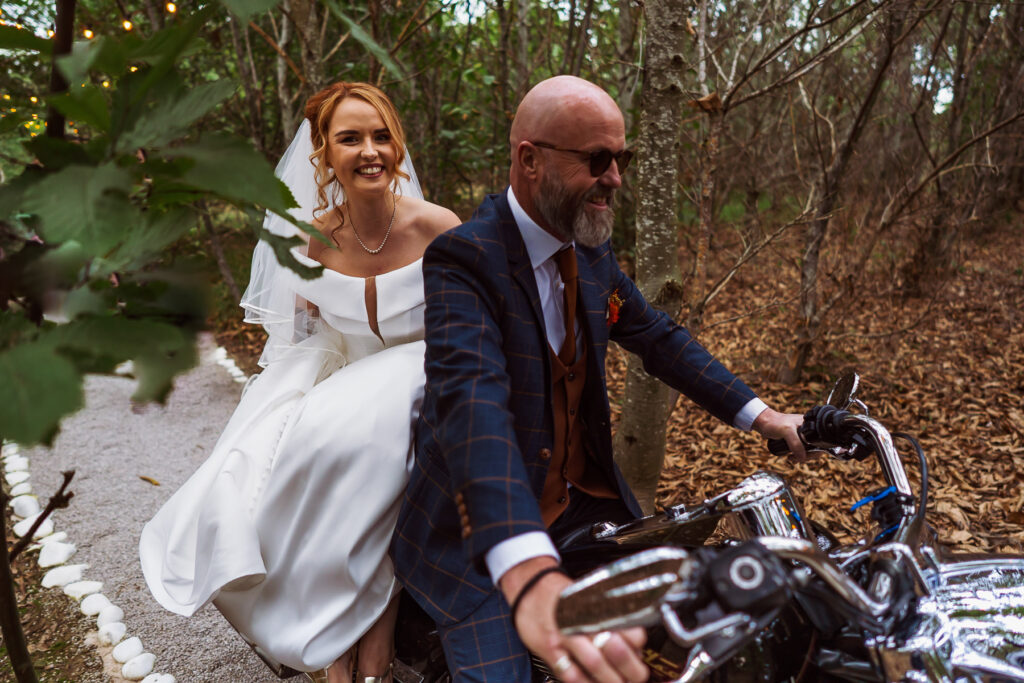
[499,557,648,683]
[752,408,808,461]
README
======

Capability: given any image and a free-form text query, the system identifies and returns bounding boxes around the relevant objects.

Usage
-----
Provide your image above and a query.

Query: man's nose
[598,160,622,189]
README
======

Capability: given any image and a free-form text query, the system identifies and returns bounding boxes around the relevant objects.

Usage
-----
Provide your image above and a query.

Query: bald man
[392,76,803,682]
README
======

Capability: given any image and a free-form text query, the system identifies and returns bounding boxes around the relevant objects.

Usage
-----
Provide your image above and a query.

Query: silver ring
[591,630,612,649]
[553,654,572,674]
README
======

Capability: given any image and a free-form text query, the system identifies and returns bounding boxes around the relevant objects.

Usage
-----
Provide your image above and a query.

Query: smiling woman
[139,80,461,683]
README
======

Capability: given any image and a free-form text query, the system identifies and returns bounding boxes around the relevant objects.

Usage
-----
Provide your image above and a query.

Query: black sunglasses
[530,141,633,177]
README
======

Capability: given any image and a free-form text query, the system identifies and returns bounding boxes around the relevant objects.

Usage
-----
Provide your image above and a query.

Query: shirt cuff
[485,531,560,586]
[733,398,769,432]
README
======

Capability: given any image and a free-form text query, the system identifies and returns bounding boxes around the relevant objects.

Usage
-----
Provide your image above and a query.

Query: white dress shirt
[484,187,767,586]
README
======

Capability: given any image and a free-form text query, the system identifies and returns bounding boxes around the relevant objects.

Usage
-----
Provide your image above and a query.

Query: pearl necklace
[346,193,397,255]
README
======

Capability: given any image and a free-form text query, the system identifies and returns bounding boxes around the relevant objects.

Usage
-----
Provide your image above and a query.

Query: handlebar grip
[767,438,790,456]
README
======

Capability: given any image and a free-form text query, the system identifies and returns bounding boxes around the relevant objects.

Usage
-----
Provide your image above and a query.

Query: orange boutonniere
[606,290,623,327]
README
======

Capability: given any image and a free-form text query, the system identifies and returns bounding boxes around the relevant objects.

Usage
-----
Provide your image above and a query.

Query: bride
[140,82,459,683]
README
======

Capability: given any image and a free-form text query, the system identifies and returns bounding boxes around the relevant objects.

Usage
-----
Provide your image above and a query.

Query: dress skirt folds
[140,258,426,672]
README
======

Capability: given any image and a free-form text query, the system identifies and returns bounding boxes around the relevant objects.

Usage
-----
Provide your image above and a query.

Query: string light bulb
[83,28,94,39]
[102,80,111,88]
[165,2,177,13]
[130,66,138,72]
[29,96,37,103]
[122,19,132,30]
[47,29,54,37]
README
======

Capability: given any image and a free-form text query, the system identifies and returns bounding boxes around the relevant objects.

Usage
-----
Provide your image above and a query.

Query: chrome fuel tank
[875,557,1024,682]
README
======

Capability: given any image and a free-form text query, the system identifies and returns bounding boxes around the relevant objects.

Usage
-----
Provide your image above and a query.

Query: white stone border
[1,345,247,682]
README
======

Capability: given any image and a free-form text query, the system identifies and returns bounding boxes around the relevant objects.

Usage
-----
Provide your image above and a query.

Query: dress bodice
[292,256,425,364]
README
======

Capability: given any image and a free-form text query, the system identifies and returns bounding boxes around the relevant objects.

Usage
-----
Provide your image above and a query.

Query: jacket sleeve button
[539,448,551,460]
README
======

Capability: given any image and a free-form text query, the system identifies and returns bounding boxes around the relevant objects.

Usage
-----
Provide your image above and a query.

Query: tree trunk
[612,0,687,514]
[514,0,531,99]
[1,473,39,683]
[45,0,75,140]
[688,104,723,332]
[275,0,297,146]
[200,205,243,304]
[780,5,909,384]
[228,16,264,154]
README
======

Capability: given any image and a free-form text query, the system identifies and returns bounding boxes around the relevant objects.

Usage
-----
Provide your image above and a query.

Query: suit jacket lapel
[575,248,608,351]
[493,191,546,337]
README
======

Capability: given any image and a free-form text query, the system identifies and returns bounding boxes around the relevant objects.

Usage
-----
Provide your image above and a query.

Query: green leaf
[322,0,405,78]
[44,315,198,402]
[0,24,52,54]
[0,341,83,445]
[163,135,298,216]
[46,86,111,133]
[103,207,195,271]
[258,229,323,280]
[56,39,104,87]
[0,312,37,352]
[0,111,30,134]
[115,79,237,152]
[219,0,280,20]
[132,10,212,102]
[21,163,137,256]
[0,166,46,220]
[21,135,96,169]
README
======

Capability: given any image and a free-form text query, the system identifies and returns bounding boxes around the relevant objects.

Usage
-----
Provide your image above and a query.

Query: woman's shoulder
[400,195,461,239]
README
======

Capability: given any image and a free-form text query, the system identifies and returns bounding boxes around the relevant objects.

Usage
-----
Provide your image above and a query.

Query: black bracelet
[509,566,567,623]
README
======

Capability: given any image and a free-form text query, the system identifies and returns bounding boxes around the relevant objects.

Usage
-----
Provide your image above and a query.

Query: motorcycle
[265,372,1024,682]
[554,372,1024,682]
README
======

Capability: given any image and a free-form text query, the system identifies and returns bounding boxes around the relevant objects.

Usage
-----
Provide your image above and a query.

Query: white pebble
[97,604,125,627]
[13,514,53,539]
[41,565,88,589]
[141,675,175,683]
[10,482,32,496]
[114,360,135,376]
[38,541,76,567]
[113,636,144,663]
[10,495,40,518]
[121,652,156,680]
[1,443,19,456]
[80,593,112,615]
[63,580,102,600]
[37,531,68,545]
[4,471,29,486]
[98,621,127,646]
[41,564,89,588]
[4,455,28,471]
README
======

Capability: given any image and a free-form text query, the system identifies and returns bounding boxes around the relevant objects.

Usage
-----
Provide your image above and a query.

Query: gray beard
[535,173,614,248]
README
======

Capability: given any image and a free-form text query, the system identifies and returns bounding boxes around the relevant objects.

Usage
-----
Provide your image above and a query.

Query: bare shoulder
[400,195,462,239]
[306,211,336,258]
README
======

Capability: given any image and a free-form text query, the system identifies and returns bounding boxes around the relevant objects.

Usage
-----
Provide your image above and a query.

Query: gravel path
[20,334,281,683]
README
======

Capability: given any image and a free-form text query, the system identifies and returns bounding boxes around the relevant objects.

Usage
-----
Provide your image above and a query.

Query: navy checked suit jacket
[392,191,757,627]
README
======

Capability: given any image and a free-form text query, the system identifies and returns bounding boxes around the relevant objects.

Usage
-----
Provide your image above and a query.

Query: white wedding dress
[139,254,426,672]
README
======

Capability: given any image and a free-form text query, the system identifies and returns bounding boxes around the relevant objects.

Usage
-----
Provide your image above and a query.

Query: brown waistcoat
[539,323,617,526]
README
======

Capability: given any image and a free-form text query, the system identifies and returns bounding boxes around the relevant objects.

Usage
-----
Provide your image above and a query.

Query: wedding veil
[239,119,424,367]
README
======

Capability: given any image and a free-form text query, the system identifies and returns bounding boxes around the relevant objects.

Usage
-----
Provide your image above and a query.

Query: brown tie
[554,246,578,364]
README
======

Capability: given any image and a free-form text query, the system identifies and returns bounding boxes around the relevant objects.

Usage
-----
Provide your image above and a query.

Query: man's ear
[514,141,541,180]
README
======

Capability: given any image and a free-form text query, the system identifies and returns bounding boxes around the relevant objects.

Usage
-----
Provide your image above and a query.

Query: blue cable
[874,523,900,543]
[850,486,896,512]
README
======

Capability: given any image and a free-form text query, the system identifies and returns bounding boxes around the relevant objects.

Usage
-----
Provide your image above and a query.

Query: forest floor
[2,218,1021,681]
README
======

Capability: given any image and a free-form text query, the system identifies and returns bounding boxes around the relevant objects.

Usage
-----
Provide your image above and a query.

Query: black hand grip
[767,438,790,456]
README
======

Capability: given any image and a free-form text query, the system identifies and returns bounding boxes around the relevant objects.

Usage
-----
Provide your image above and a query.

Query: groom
[393,76,804,682]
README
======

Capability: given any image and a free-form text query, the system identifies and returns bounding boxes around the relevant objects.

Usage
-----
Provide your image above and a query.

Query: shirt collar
[506,187,570,270]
